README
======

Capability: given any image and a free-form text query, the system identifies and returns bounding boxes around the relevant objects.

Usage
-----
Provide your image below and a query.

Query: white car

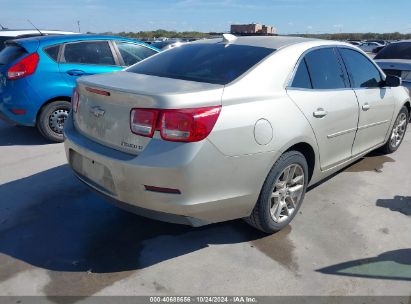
[359,42,384,53]
[0,29,78,50]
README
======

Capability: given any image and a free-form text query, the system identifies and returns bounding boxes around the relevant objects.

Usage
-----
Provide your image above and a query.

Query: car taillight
[160,107,221,142]
[7,53,39,80]
[130,108,160,137]
[129,106,221,142]
[72,88,80,113]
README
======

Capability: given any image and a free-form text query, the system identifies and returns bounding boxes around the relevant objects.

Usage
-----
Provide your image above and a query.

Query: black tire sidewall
[258,151,309,232]
[37,101,71,143]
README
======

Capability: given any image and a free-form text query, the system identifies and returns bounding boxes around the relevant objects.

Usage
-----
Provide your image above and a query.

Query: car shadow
[0,121,49,146]
[316,249,411,281]
[376,196,411,216]
[0,165,267,276]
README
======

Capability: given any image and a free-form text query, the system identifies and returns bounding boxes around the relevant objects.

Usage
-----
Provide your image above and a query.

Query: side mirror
[384,75,402,87]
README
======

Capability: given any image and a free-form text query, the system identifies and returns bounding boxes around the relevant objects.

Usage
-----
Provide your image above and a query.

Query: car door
[338,47,395,156]
[58,40,122,87]
[287,47,360,171]
[113,41,158,67]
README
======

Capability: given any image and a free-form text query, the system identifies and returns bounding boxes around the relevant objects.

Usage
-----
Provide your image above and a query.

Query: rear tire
[37,100,71,143]
[380,106,409,154]
[245,151,308,234]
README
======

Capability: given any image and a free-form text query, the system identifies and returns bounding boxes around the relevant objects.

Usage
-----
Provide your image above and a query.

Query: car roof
[13,34,149,46]
[0,30,77,37]
[194,35,323,50]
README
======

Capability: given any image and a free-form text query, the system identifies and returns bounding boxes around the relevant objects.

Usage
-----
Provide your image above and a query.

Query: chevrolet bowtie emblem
[90,106,105,118]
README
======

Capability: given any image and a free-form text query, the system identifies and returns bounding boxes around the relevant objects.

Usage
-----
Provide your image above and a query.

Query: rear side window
[374,42,411,60]
[115,42,157,66]
[291,58,312,89]
[304,48,347,89]
[63,41,115,65]
[0,44,27,65]
[339,48,382,88]
[44,45,60,61]
[127,43,275,85]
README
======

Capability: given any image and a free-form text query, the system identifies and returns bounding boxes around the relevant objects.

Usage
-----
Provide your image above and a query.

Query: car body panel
[287,89,359,170]
[351,87,395,156]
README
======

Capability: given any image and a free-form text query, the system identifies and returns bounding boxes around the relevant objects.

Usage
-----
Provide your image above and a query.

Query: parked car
[365,40,387,46]
[359,41,384,53]
[347,41,361,46]
[64,35,410,233]
[0,29,77,51]
[151,39,186,51]
[0,34,159,142]
[374,40,411,94]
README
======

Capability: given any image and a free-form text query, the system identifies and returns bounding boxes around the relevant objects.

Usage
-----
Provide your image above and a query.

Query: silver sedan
[64,35,410,233]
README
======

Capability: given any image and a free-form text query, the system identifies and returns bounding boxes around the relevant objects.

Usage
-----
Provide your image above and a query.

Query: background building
[230,23,277,36]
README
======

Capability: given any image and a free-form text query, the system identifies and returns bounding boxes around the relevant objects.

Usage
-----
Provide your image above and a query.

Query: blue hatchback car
[0,35,159,142]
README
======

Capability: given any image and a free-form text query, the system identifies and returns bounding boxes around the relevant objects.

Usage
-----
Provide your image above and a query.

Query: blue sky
[1,0,411,34]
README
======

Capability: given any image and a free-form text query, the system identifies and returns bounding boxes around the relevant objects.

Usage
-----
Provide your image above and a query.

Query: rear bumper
[0,77,39,126]
[64,115,277,226]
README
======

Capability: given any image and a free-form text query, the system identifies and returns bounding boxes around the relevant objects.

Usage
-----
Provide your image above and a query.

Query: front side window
[339,48,382,88]
[115,42,157,66]
[63,41,115,65]
[127,43,275,85]
[304,48,347,89]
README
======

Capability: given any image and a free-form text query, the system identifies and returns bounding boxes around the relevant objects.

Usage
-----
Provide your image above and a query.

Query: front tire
[380,106,409,154]
[245,151,308,234]
[37,100,71,143]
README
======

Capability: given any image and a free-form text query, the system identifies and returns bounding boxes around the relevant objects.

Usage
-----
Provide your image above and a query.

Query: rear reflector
[72,88,80,113]
[10,109,26,115]
[144,185,181,194]
[7,53,39,80]
[86,87,111,96]
[129,106,221,142]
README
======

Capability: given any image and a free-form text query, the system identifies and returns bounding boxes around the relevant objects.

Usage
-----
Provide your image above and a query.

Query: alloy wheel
[390,112,407,148]
[269,164,305,223]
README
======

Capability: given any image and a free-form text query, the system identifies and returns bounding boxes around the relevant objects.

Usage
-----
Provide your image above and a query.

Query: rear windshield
[126,43,275,85]
[374,42,411,60]
[0,44,27,65]
[0,36,11,51]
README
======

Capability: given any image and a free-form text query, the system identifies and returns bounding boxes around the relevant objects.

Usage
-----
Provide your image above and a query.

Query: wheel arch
[35,96,71,125]
[283,142,316,183]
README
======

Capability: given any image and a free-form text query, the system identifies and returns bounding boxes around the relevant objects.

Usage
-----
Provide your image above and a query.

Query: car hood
[375,59,411,70]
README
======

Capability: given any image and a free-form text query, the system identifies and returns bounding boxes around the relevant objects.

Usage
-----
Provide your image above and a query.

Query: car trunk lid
[74,71,224,155]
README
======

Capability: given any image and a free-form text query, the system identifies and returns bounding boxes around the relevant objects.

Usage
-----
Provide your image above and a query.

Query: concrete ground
[0,120,410,297]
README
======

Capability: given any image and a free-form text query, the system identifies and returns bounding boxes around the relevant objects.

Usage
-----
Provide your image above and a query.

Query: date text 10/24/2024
[149,297,258,303]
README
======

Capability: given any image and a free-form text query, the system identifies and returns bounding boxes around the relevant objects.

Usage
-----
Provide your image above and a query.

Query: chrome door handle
[313,108,328,118]
[362,103,370,111]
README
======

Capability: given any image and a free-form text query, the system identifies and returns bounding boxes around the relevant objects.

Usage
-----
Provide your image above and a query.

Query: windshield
[126,43,275,85]
[374,42,411,60]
